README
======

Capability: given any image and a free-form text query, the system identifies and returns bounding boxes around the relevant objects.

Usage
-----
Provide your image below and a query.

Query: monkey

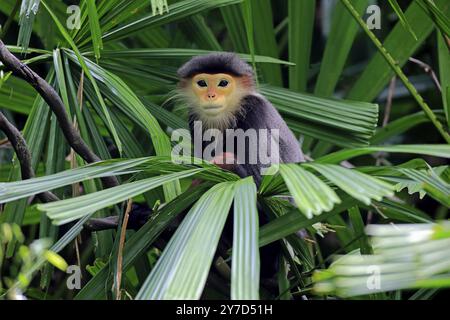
[177,52,304,186]
[176,53,305,283]
[84,53,304,293]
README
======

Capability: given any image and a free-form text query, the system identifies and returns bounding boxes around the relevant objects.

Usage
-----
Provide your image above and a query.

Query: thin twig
[0,40,118,189]
[0,111,59,203]
[76,70,85,111]
[370,77,397,224]
[74,236,82,280]
[115,199,132,300]
[382,77,397,127]
[374,77,396,164]
[409,57,442,92]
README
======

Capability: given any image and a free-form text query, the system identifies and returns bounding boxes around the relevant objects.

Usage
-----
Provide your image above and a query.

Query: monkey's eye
[196,80,207,87]
[218,80,229,87]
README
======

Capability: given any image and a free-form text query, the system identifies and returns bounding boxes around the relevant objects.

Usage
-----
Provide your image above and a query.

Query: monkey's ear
[239,75,255,90]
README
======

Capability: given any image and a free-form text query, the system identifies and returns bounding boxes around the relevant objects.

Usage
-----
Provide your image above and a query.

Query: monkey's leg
[258,206,282,282]
[85,203,152,231]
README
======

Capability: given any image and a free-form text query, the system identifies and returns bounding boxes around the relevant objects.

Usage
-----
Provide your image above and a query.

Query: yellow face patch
[180,73,250,129]
[190,73,237,115]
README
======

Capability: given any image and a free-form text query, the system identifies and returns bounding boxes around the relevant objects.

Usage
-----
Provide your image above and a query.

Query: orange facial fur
[180,73,253,129]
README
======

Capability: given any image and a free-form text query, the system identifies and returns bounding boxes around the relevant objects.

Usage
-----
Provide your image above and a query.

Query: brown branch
[0,111,59,203]
[0,40,118,189]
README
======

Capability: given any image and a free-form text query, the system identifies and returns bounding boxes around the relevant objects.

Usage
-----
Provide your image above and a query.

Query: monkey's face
[190,73,240,116]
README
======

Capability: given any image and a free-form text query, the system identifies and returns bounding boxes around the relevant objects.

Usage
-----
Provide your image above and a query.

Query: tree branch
[409,57,442,92]
[0,111,59,203]
[0,40,118,189]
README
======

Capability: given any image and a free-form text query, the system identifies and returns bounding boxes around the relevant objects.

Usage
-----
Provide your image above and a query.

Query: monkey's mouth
[203,105,224,114]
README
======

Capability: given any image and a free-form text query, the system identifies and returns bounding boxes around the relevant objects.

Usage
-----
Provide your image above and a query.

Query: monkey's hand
[210,152,236,170]
[191,152,237,187]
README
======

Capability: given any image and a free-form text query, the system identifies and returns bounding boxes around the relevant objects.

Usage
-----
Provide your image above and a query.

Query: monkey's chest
[195,129,279,166]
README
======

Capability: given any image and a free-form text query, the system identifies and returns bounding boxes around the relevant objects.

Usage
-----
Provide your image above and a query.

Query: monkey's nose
[207,93,217,99]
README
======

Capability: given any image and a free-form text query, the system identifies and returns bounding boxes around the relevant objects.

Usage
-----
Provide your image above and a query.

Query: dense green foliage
[0,0,449,300]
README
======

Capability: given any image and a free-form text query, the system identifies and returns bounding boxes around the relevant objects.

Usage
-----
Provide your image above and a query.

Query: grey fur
[180,53,304,277]
[188,93,305,186]
[181,53,305,186]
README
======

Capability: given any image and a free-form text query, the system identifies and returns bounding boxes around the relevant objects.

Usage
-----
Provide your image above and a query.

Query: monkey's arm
[238,94,304,162]
[229,94,305,185]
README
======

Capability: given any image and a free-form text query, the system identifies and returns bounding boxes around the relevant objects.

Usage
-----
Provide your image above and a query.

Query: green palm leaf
[76,185,208,299]
[136,182,235,300]
[316,145,450,164]
[231,177,259,300]
[0,158,148,203]
[314,222,450,297]
[98,48,293,65]
[279,164,341,218]
[41,0,123,153]
[103,0,243,43]
[305,164,395,205]
[17,0,41,51]
[38,169,202,225]
[85,0,103,62]
[261,86,378,147]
